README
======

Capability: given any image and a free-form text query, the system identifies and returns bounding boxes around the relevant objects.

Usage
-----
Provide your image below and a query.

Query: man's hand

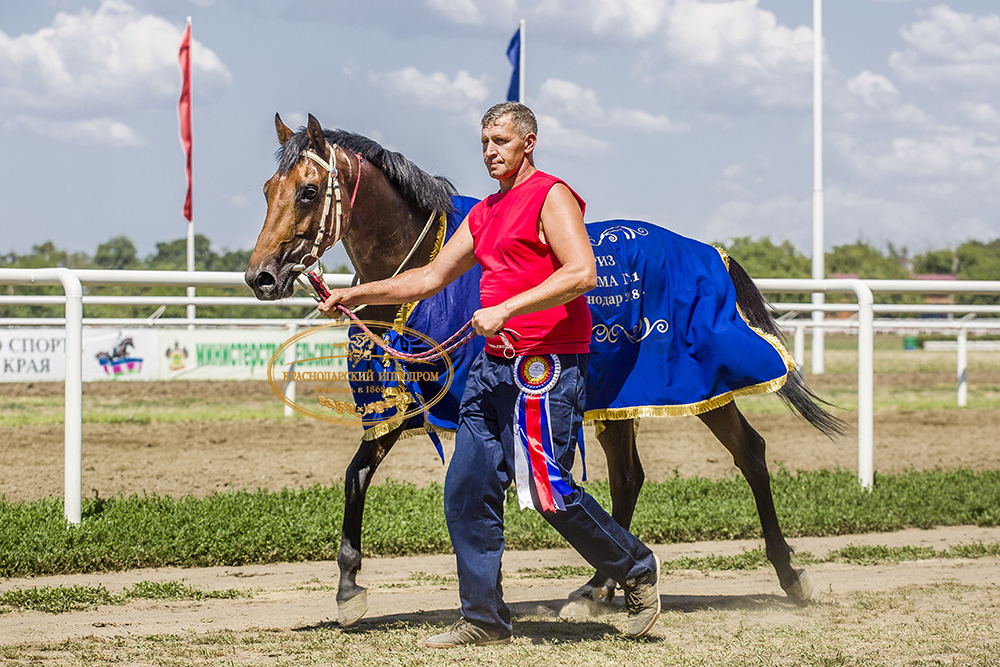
[471,304,510,338]
[318,288,360,319]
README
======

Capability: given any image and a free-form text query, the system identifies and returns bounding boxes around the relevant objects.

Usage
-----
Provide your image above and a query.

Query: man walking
[320,102,660,646]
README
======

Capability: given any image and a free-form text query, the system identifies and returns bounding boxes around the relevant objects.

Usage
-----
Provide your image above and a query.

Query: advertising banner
[0,329,67,382]
[0,327,347,382]
[159,327,348,380]
[83,329,160,382]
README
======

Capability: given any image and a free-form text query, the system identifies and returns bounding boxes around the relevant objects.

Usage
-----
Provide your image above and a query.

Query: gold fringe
[586,248,793,423]
[396,422,456,443]
[584,372,788,423]
[362,419,457,443]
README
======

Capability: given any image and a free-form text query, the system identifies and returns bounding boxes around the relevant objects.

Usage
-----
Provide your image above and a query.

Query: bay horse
[246,114,845,627]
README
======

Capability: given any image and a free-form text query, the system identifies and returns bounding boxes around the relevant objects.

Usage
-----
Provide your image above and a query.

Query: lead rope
[302,272,519,363]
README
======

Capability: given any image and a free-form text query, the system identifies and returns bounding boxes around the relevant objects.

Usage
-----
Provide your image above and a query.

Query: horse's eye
[299,185,319,203]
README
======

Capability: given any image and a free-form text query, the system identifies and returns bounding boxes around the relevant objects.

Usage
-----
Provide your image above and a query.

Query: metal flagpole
[183,17,196,330]
[518,19,525,103]
[811,0,825,374]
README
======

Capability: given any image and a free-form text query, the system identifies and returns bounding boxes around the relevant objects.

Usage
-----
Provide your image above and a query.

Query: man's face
[481,116,534,181]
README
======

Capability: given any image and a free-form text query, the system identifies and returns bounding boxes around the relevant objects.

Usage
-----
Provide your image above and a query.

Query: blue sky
[2,0,998,269]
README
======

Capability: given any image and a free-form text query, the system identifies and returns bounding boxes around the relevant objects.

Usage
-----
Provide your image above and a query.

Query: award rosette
[512,354,574,512]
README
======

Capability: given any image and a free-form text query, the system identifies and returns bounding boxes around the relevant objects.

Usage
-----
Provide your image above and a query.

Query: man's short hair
[481,102,537,138]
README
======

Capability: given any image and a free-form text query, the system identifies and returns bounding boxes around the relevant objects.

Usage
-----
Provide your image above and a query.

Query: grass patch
[518,542,1000,579]
[0,581,248,614]
[1,469,999,579]
[3,579,1000,667]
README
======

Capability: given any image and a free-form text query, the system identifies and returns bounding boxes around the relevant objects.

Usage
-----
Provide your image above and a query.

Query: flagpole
[179,17,195,329]
[811,0,825,374]
[518,19,525,103]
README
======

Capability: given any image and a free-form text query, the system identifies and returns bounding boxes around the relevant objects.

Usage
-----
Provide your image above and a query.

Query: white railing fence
[3,269,1000,521]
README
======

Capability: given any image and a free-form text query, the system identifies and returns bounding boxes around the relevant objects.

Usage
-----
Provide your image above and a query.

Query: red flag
[178,19,193,222]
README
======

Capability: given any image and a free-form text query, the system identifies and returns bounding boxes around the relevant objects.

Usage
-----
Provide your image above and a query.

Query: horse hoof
[559,595,616,619]
[567,583,615,604]
[337,589,369,627]
[783,569,813,605]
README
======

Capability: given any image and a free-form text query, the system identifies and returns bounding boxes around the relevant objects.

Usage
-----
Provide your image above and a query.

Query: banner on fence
[159,328,348,380]
[0,329,68,381]
[0,327,348,382]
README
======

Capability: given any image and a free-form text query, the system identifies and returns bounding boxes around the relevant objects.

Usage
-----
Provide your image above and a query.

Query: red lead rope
[304,271,502,363]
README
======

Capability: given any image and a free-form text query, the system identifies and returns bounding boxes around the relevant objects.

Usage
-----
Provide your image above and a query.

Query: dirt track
[3,379,1000,502]
[3,380,1000,659]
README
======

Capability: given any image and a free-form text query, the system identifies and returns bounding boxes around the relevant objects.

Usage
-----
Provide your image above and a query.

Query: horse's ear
[275,113,294,145]
[306,114,327,155]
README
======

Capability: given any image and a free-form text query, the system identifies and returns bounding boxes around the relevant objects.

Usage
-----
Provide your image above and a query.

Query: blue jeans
[445,351,657,631]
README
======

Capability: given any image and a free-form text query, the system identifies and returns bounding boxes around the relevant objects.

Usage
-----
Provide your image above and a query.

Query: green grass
[0,580,249,614]
[0,395,287,427]
[514,542,1000,578]
[2,469,998,579]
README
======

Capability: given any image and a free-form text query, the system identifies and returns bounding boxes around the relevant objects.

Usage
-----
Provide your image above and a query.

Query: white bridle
[291,142,345,274]
[290,141,440,310]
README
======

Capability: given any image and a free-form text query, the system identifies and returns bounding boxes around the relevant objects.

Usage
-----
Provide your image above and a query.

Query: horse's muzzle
[245,264,294,301]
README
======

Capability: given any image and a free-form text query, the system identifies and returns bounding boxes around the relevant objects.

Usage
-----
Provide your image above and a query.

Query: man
[319,102,660,646]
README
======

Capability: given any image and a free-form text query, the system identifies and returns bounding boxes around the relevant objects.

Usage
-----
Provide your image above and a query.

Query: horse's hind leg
[563,418,643,612]
[699,401,812,604]
[337,425,405,626]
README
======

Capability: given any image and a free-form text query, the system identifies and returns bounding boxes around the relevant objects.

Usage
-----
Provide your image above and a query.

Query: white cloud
[0,0,232,114]
[608,107,689,132]
[535,113,610,157]
[846,70,899,110]
[703,187,937,251]
[537,0,668,40]
[722,163,745,179]
[960,102,1000,125]
[662,0,815,106]
[833,128,1000,181]
[7,115,144,148]
[536,78,687,132]
[427,0,483,24]
[373,67,488,121]
[889,5,1000,89]
[421,1,816,108]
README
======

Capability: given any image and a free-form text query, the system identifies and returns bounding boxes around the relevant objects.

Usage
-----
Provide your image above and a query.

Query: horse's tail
[727,256,848,439]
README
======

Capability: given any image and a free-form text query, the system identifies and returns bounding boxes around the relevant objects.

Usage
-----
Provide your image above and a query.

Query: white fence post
[284,322,297,417]
[957,328,968,408]
[0,268,83,523]
[794,323,806,369]
[853,281,875,490]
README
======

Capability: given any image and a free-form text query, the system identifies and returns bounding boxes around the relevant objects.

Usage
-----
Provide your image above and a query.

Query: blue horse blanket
[348,196,793,443]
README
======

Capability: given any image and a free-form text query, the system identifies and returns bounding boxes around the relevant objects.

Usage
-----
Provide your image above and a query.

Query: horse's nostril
[257,271,276,288]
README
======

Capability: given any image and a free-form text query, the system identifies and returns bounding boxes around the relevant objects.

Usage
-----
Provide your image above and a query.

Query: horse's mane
[277,129,456,218]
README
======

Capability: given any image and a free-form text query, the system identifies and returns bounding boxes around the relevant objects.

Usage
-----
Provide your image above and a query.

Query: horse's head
[246,113,358,300]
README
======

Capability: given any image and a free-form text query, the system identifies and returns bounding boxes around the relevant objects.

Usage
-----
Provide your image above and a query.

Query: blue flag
[506,28,520,102]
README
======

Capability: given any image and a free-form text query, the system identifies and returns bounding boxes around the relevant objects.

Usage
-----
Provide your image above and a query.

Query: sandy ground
[3,378,1000,502]
[2,380,999,651]
[2,526,999,646]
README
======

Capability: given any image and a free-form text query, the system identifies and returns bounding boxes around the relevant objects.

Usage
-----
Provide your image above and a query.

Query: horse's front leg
[698,401,812,604]
[337,425,404,626]
[563,418,643,615]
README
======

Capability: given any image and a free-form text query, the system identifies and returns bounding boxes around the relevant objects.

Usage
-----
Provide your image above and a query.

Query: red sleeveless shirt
[468,170,592,357]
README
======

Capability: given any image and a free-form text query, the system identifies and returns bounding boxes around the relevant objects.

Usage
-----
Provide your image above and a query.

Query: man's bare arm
[318,219,477,317]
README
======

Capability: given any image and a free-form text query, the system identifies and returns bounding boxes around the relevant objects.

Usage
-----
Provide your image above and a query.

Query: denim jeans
[445,351,657,631]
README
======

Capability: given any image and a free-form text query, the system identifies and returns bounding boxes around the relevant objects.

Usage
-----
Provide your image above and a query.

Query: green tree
[146,234,215,270]
[956,240,1000,281]
[826,241,909,280]
[912,249,956,275]
[94,236,139,270]
[717,236,811,279]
